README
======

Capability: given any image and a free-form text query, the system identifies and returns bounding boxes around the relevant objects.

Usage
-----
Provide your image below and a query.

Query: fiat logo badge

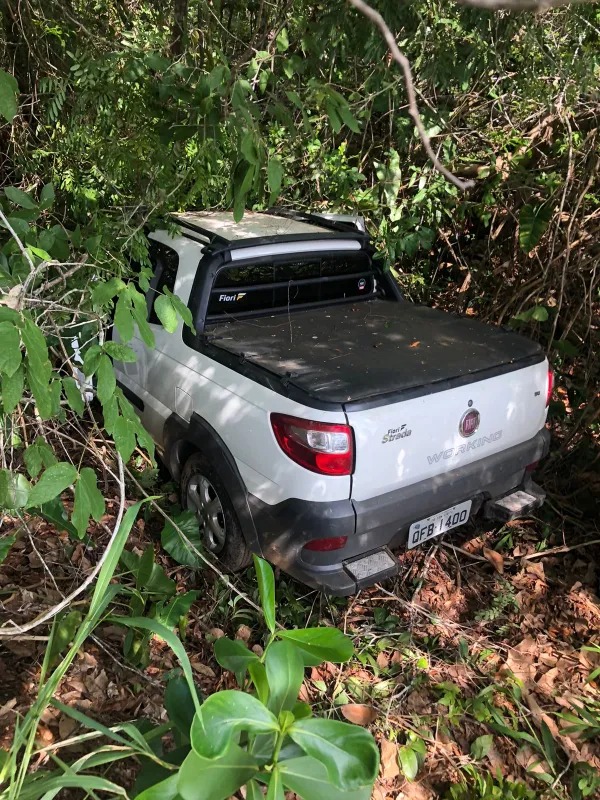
[459,409,480,437]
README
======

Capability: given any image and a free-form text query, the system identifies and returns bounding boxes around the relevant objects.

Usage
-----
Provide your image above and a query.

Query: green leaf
[190,690,278,759]
[338,103,360,134]
[27,367,56,419]
[27,245,52,261]
[280,756,373,800]
[241,132,260,165]
[0,533,17,565]
[398,745,419,781]
[0,69,18,123]
[0,470,30,509]
[470,734,493,761]
[4,186,37,210]
[254,555,276,634]
[165,288,195,333]
[267,158,283,204]
[214,637,259,683]
[63,376,85,416]
[1,364,24,414]
[278,627,353,666]
[135,774,180,800]
[265,640,304,716]
[165,674,197,739]
[23,436,57,478]
[26,462,78,508]
[267,767,285,800]
[246,780,263,800]
[513,305,549,324]
[72,467,105,538]
[92,277,127,306]
[115,292,135,342]
[104,341,137,362]
[276,28,289,52]
[519,203,552,252]
[0,322,22,377]
[82,344,103,377]
[47,610,82,664]
[96,355,116,405]
[289,718,379,790]
[160,510,204,568]
[156,590,199,629]
[33,496,78,537]
[113,416,137,461]
[39,182,55,210]
[248,660,269,705]
[154,294,178,333]
[177,745,258,800]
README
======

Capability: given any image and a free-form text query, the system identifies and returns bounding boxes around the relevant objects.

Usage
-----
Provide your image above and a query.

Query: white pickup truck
[114,210,552,594]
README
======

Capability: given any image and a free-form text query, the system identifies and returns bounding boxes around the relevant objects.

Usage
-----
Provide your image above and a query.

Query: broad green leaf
[4,186,37,210]
[289,718,379,791]
[265,640,304,716]
[72,467,105,538]
[154,294,178,333]
[0,69,18,123]
[0,321,22,377]
[155,590,199,629]
[39,182,55,209]
[177,745,258,800]
[104,341,137,362]
[279,756,373,800]
[190,690,278,759]
[26,462,78,508]
[165,675,197,739]
[1,364,24,414]
[241,132,260,165]
[470,734,493,761]
[160,510,204,568]
[96,354,116,405]
[113,416,137,461]
[276,28,289,52]
[32,496,78,537]
[0,533,17,565]
[120,549,176,596]
[246,780,263,800]
[115,292,135,341]
[398,745,419,780]
[21,317,49,371]
[135,774,180,800]
[513,305,549,324]
[131,300,155,348]
[267,767,285,800]
[278,627,353,666]
[267,158,283,203]
[0,470,30,509]
[254,555,276,633]
[519,203,552,252]
[63,376,85,415]
[248,660,269,706]
[23,436,57,478]
[47,610,82,664]
[82,344,103,377]
[214,637,259,683]
[338,103,360,134]
[92,277,127,307]
[27,366,54,419]
[165,288,195,332]
[27,245,52,261]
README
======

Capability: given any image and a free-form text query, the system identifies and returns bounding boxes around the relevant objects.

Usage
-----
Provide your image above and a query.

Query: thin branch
[348,0,475,191]
[458,0,598,9]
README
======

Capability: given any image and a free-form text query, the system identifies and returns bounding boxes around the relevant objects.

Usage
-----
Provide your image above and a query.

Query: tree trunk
[170,0,189,58]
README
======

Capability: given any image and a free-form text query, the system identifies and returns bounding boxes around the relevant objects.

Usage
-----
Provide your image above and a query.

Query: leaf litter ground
[0,473,599,798]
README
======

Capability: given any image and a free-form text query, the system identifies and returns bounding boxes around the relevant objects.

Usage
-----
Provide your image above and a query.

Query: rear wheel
[180,452,252,572]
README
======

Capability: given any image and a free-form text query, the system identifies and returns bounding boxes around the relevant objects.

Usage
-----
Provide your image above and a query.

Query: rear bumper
[249,428,551,595]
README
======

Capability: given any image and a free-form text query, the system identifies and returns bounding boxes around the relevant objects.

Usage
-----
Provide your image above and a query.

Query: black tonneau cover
[206,300,543,405]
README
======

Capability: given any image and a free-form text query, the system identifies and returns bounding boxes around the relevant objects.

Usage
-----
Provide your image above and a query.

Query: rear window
[207,254,375,318]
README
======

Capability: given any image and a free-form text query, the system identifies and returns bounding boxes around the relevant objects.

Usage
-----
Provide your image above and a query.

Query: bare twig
[348,0,475,191]
[458,0,597,9]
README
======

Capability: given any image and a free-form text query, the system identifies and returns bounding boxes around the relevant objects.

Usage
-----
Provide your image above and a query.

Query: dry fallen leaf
[340,703,378,726]
[483,547,504,573]
[409,341,420,348]
[380,738,400,780]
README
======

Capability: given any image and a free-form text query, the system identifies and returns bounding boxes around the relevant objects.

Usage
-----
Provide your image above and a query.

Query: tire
[180,451,252,572]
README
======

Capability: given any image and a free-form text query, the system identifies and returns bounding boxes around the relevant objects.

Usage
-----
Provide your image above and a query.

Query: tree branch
[348,0,475,191]
[458,0,597,10]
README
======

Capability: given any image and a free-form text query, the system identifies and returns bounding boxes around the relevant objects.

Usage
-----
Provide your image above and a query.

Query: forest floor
[1,452,599,799]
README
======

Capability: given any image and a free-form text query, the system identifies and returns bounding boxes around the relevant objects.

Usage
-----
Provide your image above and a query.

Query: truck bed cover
[205,299,543,405]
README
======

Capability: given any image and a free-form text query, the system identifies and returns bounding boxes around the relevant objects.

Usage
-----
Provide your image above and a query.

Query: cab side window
[147,240,180,325]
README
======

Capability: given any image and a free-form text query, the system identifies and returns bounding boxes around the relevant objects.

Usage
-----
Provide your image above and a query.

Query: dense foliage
[0,0,598,798]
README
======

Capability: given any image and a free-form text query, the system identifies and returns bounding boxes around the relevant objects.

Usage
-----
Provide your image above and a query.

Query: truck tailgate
[347,359,549,502]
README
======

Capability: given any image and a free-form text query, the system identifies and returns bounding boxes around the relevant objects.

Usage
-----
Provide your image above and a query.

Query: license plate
[407,500,472,549]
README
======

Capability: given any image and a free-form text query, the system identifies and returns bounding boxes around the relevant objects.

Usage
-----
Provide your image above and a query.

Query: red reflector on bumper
[303,536,348,552]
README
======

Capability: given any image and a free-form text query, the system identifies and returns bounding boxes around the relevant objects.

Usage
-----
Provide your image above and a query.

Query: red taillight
[270,413,354,476]
[303,536,348,552]
[546,369,554,407]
